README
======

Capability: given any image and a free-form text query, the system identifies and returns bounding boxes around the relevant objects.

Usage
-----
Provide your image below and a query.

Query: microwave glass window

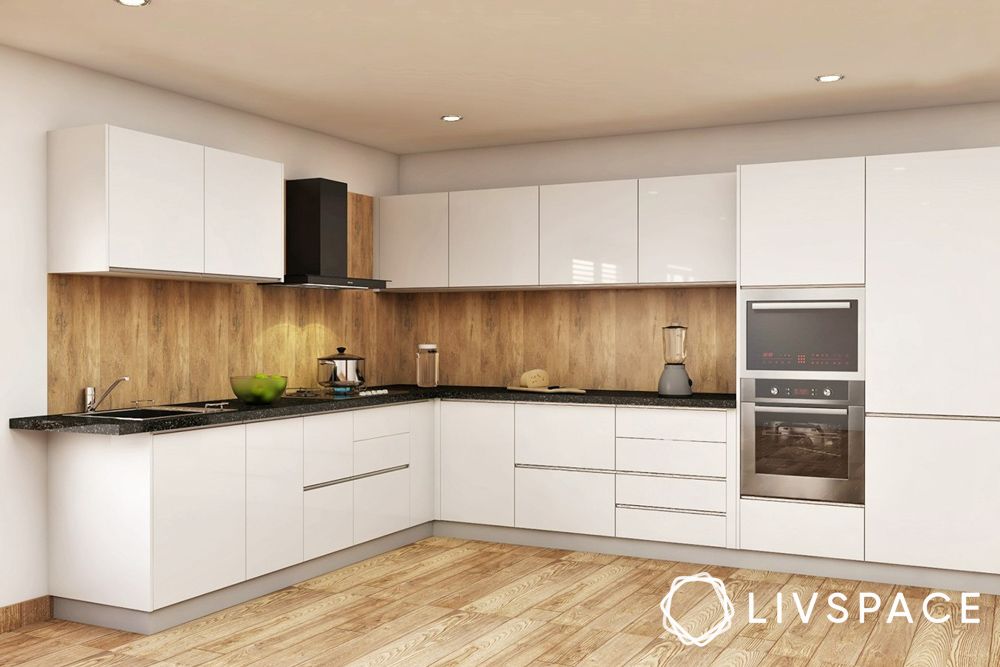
[754,408,850,480]
[746,301,859,372]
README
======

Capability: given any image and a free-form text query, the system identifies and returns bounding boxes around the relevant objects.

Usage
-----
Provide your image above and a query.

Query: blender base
[658,364,693,396]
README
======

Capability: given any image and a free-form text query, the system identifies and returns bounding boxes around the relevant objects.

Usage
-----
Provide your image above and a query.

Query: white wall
[0,44,398,608]
[399,102,1000,192]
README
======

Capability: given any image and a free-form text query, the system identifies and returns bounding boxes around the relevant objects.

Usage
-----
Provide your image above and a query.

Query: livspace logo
[660,572,982,648]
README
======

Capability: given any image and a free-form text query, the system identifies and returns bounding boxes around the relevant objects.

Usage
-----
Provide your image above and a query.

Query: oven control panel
[754,379,849,401]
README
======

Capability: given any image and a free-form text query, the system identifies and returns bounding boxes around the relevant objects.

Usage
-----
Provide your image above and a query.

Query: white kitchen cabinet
[739,157,865,287]
[354,404,410,441]
[303,412,353,487]
[515,404,614,470]
[740,498,863,561]
[409,401,436,525]
[379,192,449,288]
[246,419,304,579]
[515,468,614,536]
[866,416,1000,574]
[355,468,410,544]
[204,147,285,279]
[152,425,247,608]
[638,173,736,284]
[616,438,726,478]
[440,401,515,526]
[616,474,726,513]
[448,186,539,287]
[354,433,409,475]
[539,180,638,285]
[616,407,727,443]
[867,147,1000,417]
[616,507,726,547]
[304,483,353,561]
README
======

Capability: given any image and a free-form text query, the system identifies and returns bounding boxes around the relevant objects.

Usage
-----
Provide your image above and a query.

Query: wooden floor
[0,537,997,666]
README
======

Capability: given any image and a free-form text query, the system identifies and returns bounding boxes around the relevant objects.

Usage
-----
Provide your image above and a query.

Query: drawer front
[515,404,614,469]
[304,483,353,561]
[515,467,615,536]
[304,412,354,487]
[616,407,726,442]
[616,507,726,547]
[740,498,863,561]
[354,404,410,442]
[616,438,725,478]
[354,433,409,476]
[354,469,410,544]
[616,474,725,513]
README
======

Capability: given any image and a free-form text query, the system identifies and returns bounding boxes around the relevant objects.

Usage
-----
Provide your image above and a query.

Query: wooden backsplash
[47,192,736,412]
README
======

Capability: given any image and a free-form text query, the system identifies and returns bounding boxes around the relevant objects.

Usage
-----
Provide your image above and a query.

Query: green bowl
[230,374,288,405]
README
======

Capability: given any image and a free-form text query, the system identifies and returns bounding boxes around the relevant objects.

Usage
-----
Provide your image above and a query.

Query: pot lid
[319,346,365,361]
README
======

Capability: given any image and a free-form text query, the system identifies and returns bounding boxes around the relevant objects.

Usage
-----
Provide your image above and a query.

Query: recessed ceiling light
[115,0,150,5]
[440,114,463,122]
[815,74,845,83]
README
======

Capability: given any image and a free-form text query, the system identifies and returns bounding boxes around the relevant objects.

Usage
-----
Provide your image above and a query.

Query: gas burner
[285,387,331,399]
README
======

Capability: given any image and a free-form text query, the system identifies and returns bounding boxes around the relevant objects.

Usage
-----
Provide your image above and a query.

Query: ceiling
[2,1,999,154]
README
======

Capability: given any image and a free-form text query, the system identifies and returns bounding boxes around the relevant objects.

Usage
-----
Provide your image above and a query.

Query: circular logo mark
[660,572,735,647]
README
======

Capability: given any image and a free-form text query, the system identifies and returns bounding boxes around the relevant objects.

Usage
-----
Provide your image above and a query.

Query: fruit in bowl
[230,374,288,405]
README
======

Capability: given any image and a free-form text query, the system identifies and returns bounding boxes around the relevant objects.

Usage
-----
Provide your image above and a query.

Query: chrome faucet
[84,376,131,412]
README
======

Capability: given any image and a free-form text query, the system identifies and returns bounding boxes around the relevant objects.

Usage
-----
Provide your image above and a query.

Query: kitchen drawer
[304,483,353,561]
[515,404,614,469]
[616,438,725,478]
[616,474,725,513]
[354,404,409,442]
[740,498,863,561]
[354,468,410,544]
[515,467,614,536]
[354,433,409,476]
[303,412,353,487]
[616,507,726,547]
[616,407,726,442]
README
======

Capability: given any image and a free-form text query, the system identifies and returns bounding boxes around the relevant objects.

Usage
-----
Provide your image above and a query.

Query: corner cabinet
[378,192,449,289]
[47,124,284,282]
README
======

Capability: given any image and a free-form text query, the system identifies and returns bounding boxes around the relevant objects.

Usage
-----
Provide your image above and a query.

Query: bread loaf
[519,369,550,388]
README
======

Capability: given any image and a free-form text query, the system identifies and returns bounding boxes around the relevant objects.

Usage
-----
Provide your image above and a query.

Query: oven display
[746,300,859,373]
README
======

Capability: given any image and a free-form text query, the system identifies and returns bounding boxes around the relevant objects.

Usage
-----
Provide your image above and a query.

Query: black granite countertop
[9,385,736,436]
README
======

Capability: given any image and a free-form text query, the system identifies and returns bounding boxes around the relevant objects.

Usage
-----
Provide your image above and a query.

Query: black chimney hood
[282,178,387,290]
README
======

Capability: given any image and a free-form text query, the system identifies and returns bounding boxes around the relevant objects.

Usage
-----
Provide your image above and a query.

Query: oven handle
[753,405,849,416]
[750,301,852,310]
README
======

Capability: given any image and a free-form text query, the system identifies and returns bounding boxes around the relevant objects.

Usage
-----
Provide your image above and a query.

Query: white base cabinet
[304,483,353,561]
[740,498,864,561]
[616,507,726,547]
[409,401,437,525]
[355,468,411,544]
[515,468,615,536]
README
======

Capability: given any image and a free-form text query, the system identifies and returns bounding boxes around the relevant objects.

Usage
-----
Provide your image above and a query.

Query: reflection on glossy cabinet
[638,173,736,284]
[739,157,865,287]
[449,186,539,287]
[539,180,638,285]
[867,147,1000,417]
[379,192,449,288]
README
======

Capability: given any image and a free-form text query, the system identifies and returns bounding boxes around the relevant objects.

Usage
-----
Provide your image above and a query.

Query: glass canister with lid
[416,343,439,388]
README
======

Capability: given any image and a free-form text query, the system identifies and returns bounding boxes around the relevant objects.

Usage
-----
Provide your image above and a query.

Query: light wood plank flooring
[0,537,995,666]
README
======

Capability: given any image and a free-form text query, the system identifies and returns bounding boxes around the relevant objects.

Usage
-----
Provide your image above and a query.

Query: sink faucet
[85,376,130,412]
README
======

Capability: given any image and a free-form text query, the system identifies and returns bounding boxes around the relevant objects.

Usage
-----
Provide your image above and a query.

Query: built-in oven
[741,378,864,504]
[740,287,865,381]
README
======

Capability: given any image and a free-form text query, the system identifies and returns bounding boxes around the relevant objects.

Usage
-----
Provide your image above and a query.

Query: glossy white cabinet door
[379,192,449,288]
[304,483,353,561]
[410,401,436,525]
[539,180,638,285]
[515,468,614,536]
[866,416,1000,574]
[303,412,353,487]
[739,157,865,287]
[514,404,615,469]
[204,147,284,280]
[440,401,515,526]
[152,425,246,608]
[867,147,1000,417]
[246,418,304,579]
[638,173,736,283]
[740,498,863,561]
[449,186,539,287]
[108,126,205,274]
[354,469,410,544]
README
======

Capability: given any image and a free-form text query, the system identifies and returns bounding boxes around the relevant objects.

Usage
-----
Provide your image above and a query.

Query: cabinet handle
[304,464,409,491]
[751,301,851,310]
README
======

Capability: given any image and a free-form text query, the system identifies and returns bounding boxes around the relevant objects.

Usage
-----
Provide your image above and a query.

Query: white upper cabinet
[739,157,865,287]
[867,147,1000,417]
[539,179,638,285]
[638,173,736,284]
[204,147,285,280]
[379,192,449,289]
[47,124,284,281]
[448,186,539,287]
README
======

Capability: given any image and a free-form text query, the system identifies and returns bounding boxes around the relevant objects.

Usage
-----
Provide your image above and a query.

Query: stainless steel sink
[69,405,236,421]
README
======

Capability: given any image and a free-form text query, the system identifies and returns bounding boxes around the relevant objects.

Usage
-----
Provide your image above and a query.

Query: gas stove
[284,387,394,400]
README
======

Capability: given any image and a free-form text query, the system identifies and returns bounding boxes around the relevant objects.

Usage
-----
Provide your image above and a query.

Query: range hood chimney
[282,178,386,289]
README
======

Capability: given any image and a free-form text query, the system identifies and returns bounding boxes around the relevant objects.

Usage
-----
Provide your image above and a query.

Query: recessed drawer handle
[304,464,408,491]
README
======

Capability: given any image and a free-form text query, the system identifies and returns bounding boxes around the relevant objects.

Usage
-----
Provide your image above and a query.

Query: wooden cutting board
[505,386,586,394]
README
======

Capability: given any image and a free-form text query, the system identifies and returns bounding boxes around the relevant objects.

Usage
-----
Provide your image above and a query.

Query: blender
[658,323,693,396]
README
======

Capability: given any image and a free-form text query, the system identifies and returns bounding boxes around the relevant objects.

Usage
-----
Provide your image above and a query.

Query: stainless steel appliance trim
[615,503,726,517]
[303,464,409,491]
[753,405,849,416]
[750,301,852,310]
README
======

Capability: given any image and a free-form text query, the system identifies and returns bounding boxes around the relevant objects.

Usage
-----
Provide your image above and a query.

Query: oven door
[740,287,865,381]
[741,403,864,504]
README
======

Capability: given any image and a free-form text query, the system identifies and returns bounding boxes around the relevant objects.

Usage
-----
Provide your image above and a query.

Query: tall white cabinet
[378,192,450,288]
[448,186,539,287]
[739,157,865,287]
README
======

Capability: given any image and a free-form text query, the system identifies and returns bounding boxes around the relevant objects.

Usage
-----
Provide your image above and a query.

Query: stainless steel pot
[317,347,366,390]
